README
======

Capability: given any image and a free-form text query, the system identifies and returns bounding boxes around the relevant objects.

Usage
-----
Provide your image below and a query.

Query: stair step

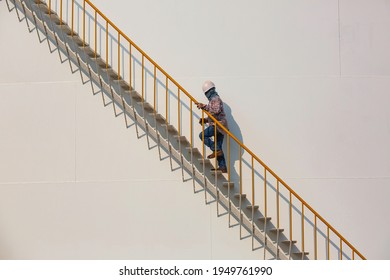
[281,240,297,245]
[68,34,86,47]
[90,57,107,68]
[112,79,130,90]
[137,101,154,112]
[101,67,118,78]
[246,205,259,211]
[210,170,224,176]
[161,124,177,133]
[268,228,284,234]
[34,3,50,14]
[174,135,188,143]
[234,193,246,199]
[149,113,166,123]
[222,182,234,188]
[198,158,211,165]
[258,217,271,222]
[292,252,310,257]
[186,147,201,155]
[80,46,99,58]
[44,13,61,24]
[57,24,73,35]
[124,90,142,101]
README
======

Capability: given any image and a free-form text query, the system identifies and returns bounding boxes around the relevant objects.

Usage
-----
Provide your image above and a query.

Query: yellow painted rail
[38,0,365,260]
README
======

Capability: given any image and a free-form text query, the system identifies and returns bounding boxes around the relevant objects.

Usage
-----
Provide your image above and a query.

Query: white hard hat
[202,80,216,93]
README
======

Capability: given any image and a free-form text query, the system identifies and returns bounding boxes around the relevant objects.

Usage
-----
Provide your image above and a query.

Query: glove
[198,118,208,125]
[196,103,205,109]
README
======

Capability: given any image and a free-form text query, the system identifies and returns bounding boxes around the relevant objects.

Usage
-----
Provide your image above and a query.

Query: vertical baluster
[276,180,280,259]
[60,0,63,25]
[289,192,293,259]
[141,55,150,149]
[314,215,317,260]
[327,227,330,260]
[166,77,173,171]
[202,111,207,204]
[94,10,97,58]
[118,34,120,79]
[178,88,184,181]
[251,156,255,250]
[263,168,268,259]
[227,135,231,227]
[153,66,161,160]
[215,123,219,216]
[239,145,242,239]
[70,0,73,34]
[190,100,195,192]
[301,203,305,259]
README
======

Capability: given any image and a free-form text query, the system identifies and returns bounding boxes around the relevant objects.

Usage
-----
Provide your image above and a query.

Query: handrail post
[301,203,305,259]
[71,0,74,35]
[314,215,318,260]
[94,10,97,57]
[251,156,255,250]
[239,145,242,240]
[105,21,108,69]
[118,33,121,79]
[60,0,63,25]
[202,111,207,204]
[227,135,231,227]
[214,123,218,215]
[190,101,195,193]
[82,0,85,45]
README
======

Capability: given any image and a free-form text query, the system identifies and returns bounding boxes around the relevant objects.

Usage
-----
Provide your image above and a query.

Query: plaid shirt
[204,95,228,133]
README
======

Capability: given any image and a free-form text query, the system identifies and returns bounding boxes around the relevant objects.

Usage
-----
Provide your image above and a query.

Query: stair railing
[29,0,365,260]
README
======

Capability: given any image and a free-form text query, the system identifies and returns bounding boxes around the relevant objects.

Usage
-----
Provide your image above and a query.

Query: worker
[196,81,228,173]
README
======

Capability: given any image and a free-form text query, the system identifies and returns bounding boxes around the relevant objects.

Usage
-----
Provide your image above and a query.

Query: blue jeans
[199,125,226,169]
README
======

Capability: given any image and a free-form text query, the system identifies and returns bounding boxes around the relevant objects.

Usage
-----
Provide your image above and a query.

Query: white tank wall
[1,0,389,260]
[86,0,390,259]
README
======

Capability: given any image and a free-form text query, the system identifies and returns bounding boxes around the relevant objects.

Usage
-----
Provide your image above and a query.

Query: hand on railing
[196,102,206,109]
[198,118,208,125]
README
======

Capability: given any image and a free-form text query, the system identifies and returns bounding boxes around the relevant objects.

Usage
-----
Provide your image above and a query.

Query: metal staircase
[5,0,366,260]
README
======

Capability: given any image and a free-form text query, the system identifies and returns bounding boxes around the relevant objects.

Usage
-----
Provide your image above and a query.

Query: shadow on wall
[223,102,244,186]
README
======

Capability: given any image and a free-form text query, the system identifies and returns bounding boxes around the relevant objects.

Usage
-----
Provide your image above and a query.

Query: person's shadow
[223,102,244,189]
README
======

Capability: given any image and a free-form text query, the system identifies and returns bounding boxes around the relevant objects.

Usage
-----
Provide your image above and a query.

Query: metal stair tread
[268,228,284,233]
[149,113,166,122]
[136,101,154,111]
[68,34,88,47]
[185,147,201,155]
[292,252,310,256]
[198,158,211,165]
[56,24,73,35]
[246,205,259,210]
[174,135,189,143]
[222,182,234,188]
[124,90,142,101]
[210,170,224,176]
[258,217,271,222]
[161,124,177,132]
[234,193,246,199]
[281,240,297,244]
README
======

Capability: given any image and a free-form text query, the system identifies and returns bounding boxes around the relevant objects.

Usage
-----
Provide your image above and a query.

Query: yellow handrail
[41,0,365,260]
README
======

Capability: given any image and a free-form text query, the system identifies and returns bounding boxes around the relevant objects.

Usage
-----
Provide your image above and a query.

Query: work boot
[207,150,223,159]
[211,167,227,173]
